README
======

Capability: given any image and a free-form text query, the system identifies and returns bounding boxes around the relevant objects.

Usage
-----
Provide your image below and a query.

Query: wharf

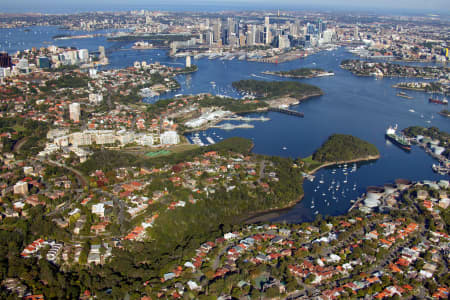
[268,107,304,117]
[348,194,365,212]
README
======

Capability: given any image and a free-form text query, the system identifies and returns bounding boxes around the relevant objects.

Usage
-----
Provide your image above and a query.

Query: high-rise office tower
[264,16,271,45]
[213,19,221,43]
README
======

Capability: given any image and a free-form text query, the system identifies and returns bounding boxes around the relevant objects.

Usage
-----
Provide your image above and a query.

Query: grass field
[145,150,171,157]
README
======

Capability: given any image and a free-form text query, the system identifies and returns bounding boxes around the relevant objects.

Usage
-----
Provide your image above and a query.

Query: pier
[268,107,304,117]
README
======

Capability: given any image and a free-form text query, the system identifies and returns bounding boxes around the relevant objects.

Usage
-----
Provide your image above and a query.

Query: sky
[2,0,449,14]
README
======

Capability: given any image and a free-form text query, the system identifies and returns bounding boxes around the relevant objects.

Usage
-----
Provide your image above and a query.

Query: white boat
[282,146,287,150]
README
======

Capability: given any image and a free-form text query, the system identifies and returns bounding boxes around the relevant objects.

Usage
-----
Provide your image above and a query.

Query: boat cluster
[189,131,223,146]
[311,163,359,215]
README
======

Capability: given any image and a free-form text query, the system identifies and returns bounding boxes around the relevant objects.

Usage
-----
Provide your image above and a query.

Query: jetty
[268,107,304,117]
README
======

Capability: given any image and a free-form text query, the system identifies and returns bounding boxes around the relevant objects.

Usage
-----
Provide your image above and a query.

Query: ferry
[429,98,448,105]
[396,91,413,99]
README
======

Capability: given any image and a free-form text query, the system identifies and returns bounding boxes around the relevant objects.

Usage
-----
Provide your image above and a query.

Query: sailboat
[319,175,324,184]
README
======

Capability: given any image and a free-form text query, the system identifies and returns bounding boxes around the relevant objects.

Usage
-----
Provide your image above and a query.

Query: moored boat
[385,125,411,151]
[429,98,448,105]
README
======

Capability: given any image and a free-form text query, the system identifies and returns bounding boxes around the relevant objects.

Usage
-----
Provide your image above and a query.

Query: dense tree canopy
[312,134,379,163]
[232,79,323,100]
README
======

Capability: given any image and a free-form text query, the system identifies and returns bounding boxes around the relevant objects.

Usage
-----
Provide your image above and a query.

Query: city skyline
[2,0,450,14]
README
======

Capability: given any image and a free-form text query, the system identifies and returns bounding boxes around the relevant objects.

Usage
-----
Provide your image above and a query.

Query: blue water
[2,26,449,223]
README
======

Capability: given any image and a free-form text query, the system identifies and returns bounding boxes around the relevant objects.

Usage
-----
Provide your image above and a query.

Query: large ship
[385,125,412,151]
[429,98,448,105]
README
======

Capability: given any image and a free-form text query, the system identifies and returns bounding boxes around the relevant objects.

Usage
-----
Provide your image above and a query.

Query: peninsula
[340,59,450,79]
[263,67,335,78]
[302,134,380,173]
[393,81,449,95]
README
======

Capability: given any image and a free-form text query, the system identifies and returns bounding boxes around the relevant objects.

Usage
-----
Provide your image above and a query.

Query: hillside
[232,79,323,100]
[312,134,380,163]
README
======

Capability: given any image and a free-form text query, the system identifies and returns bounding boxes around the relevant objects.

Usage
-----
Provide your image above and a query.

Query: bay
[1,26,448,223]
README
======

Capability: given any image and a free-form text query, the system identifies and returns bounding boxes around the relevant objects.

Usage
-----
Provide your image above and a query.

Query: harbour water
[1,26,448,222]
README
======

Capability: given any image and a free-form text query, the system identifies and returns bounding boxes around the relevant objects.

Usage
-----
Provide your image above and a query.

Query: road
[12,136,29,153]
[34,157,88,188]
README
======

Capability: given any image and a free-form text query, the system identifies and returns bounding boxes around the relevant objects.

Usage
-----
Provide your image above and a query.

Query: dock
[348,194,365,212]
[268,107,304,117]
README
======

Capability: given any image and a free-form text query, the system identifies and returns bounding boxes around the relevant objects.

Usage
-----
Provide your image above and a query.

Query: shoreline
[262,71,334,79]
[239,155,381,224]
[240,155,381,224]
[239,194,304,224]
[182,93,321,134]
[307,154,381,175]
[392,84,446,94]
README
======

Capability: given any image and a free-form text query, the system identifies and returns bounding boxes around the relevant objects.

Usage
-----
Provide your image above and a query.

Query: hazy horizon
[1,0,449,15]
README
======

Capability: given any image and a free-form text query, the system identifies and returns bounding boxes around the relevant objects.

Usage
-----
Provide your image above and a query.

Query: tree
[304,274,316,284]
[265,286,281,298]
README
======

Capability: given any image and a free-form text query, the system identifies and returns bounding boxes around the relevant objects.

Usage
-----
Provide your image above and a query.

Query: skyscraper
[264,16,271,45]
[98,46,106,59]
[213,19,221,43]
[69,103,80,123]
[186,56,191,68]
[0,52,12,68]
